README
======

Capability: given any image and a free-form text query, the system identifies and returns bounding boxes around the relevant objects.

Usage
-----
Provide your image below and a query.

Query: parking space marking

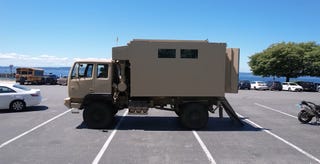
[92,109,128,164]
[254,103,297,119]
[0,109,71,149]
[193,131,216,164]
[237,113,320,163]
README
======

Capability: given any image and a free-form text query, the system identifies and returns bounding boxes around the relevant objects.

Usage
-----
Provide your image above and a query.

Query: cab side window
[97,64,108,78]
[71,63,93,79]
[80,64,93,78]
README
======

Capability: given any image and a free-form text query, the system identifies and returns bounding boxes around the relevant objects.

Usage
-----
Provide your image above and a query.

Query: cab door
[94,63,112,94]
[68,63,94,100]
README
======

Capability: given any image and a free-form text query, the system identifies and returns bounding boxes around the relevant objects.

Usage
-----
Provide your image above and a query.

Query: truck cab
[64,60,113,109]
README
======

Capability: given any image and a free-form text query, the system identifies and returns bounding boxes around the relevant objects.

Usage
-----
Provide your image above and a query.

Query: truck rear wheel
[83,103,114,129]
[180,103,208,129]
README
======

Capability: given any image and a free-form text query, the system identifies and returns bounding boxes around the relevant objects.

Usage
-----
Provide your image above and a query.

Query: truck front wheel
[180,103,208,129]
[83,103,114,129]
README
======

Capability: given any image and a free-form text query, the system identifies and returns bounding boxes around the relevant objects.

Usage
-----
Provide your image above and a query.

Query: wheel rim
[83,103,113,129]
[181,104,208,129]
[12,101,24,111]
[189,110,201,123]
[300,112,310,121]
[92,110,105,123]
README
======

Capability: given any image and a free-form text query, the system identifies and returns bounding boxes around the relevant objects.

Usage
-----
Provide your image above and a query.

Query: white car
[282,82,303,92]
[250,81,268,90]
[0,84,42,111]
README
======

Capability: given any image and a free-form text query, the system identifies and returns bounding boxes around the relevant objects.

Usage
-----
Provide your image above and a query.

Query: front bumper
[64,97,81,109]
[294,88,303,91]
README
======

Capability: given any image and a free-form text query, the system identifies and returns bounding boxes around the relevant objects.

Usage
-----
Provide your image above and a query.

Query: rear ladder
[217,97,244,126]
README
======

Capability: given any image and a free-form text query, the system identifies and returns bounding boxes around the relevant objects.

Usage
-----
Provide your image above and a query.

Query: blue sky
[0,0,319,72]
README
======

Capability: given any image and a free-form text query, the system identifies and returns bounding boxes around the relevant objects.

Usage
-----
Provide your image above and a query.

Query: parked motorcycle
[297,101,320,124]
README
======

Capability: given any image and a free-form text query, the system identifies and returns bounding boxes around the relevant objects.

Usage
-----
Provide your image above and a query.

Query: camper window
[158,49,176,58]
[181,49,198,59]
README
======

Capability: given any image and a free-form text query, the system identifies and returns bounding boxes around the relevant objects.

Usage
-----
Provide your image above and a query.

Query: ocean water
[239,72,320,83]
[1,66,320,83]
[0,66,71,77]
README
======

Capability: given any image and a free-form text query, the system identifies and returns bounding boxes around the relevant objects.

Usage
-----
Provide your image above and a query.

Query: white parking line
[193,131,216,164]
[237,113,320,163]
[0,109,71,149]
[92,109,128,164]
[254,103,297,119]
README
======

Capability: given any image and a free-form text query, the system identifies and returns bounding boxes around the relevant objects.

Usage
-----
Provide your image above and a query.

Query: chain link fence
[0,73,15,82]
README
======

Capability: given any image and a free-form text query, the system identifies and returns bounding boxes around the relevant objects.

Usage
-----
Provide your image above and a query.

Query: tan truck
[64,39,242,129]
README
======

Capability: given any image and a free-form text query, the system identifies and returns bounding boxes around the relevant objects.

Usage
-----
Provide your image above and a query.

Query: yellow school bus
[15,67,44,84]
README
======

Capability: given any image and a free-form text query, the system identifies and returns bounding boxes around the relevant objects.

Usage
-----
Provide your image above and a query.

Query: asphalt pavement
[0,85,319,164]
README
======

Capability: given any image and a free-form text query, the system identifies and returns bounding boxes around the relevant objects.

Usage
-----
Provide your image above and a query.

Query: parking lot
[0,85,320,164]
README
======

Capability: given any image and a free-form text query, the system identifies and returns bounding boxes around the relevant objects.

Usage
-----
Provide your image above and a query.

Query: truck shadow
[77,116,264,132]
[0,105,48,114]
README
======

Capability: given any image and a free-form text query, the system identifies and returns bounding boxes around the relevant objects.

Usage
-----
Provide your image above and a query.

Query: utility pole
[9,64,13,78]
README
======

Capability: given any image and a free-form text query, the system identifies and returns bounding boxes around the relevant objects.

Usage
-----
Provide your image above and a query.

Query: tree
[248,42,320,82]
[301,43,320,77]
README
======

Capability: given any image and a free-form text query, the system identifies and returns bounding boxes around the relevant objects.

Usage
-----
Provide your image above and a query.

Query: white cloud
[0,53,25,59]
[73,57,111,61]
[0,52,74,67]
[0,52,111,67]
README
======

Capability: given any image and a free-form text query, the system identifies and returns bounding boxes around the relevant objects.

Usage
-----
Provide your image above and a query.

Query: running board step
[128,108,148,115]
[128,101,149,115]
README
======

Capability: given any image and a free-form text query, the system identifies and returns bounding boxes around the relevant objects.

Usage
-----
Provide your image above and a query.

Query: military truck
[64,39,242,129]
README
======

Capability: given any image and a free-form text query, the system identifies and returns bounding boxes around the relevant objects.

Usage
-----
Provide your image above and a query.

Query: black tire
[298,110,313,124]
[19,77,25,85]
[10,100,26,111]
[180,103,208,129]
[83,103,114,129]
[112,108,118,116]
[173,104,182,117]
